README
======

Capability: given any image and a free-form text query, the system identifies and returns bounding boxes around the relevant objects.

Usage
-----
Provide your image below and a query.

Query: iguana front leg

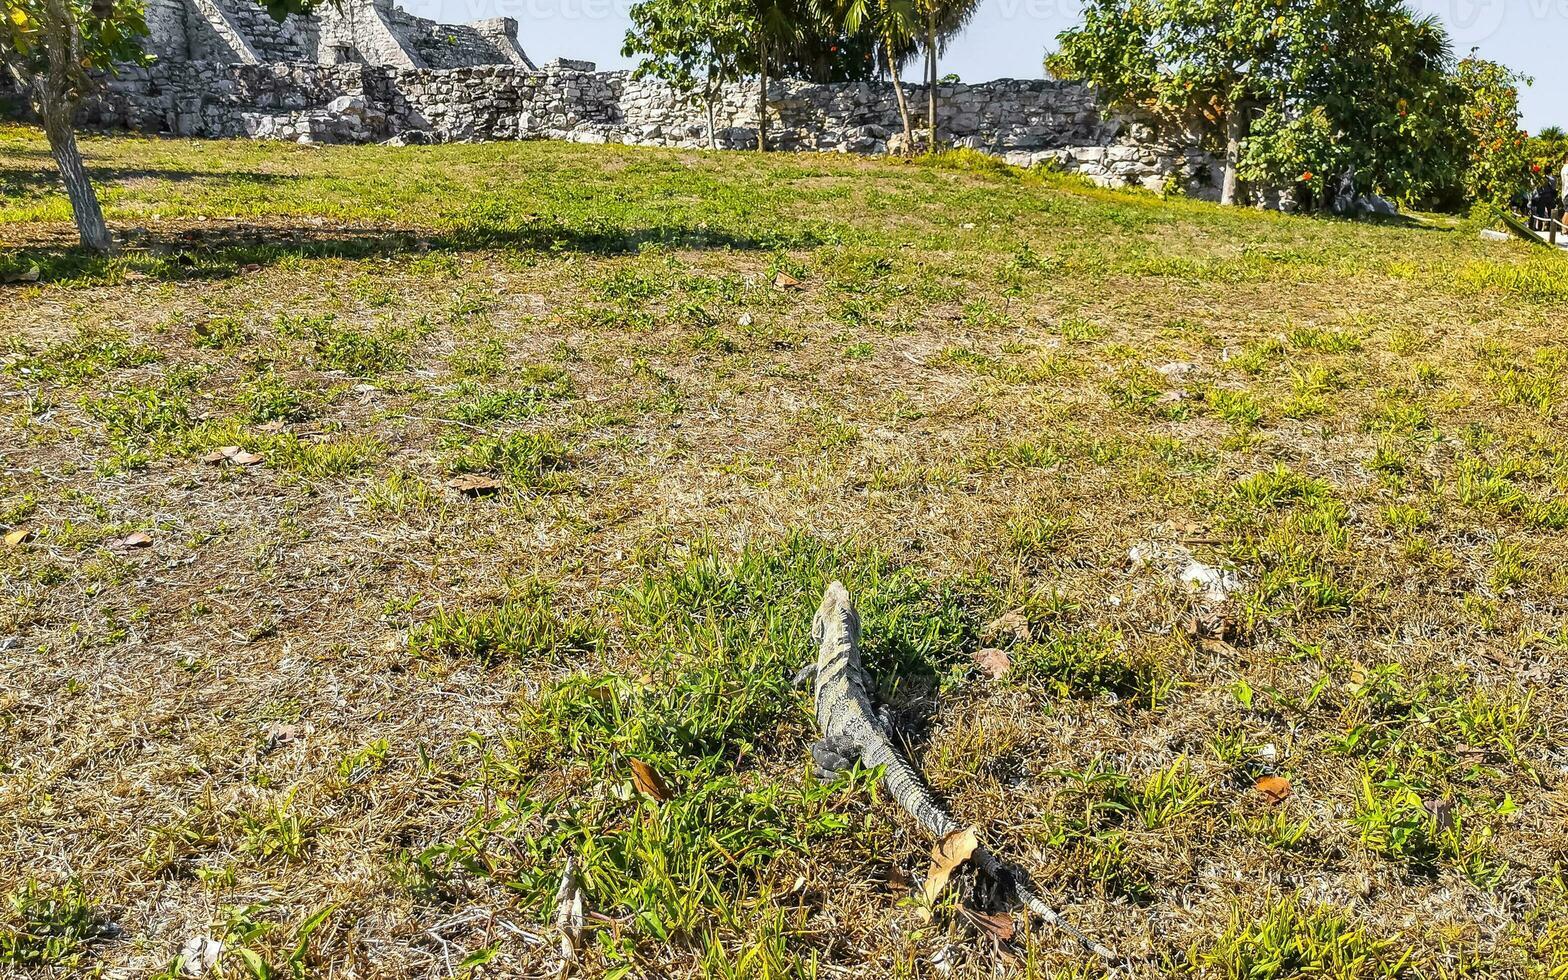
[810,735,861,780]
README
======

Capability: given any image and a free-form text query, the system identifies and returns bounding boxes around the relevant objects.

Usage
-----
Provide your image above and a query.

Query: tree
[1454,55,1532,208]
[1,0,146,251]
[1,0,315,253]
[624,0,755,149]
[841,0,920,154]
[1239,3,1467,209]
[750,0,797,151]
[1052,0,1490,210]
[623,0,875,152]
[1051,0,1299,206]
[916,0,981,152]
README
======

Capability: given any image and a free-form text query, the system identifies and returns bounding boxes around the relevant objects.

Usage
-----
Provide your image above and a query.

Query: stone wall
[73,61,1221,197]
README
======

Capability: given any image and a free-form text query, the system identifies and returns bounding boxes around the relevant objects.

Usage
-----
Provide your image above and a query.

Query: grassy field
[2,122,1567,979]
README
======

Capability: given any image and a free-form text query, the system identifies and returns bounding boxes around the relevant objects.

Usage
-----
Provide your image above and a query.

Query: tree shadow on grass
[0,216,827,286]
[0,160,295,198]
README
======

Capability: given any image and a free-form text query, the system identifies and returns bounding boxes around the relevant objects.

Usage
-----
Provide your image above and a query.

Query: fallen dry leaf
[119,532,154,549]
[629,758,674,802]
[446,475,502,497]
[1424,797,1455,832]
[1255,775,1292,804]
[203,446,263,466]
[960,907,1016,940]
[3,527,33,548]
[920,825,979,913]
[971,648,1011,680]
[554,857,586,975]
[981,609,1031,644]
[1453,744,1488,764]
[885,865,914,895]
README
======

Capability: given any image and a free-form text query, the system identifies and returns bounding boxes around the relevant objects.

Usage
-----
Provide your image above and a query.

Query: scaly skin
[804,581,1116,962]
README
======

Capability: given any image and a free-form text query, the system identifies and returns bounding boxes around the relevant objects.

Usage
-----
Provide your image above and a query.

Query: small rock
[1181,560,1241,603]
[179,936,222,976]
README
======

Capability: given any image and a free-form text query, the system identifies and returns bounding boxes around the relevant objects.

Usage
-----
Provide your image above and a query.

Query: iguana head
[812,581,860,648]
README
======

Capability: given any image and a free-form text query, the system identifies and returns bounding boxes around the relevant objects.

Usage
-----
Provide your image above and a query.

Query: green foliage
[312,326,407,376]
[1455,56,1533,208]
[1051,0,1296,201]
[0,0,147,99]
[440,430,569,488]
[623,0,755,138]
[1190,898,1411,979]
[1053,0,1493,208]
[0,880,108,971]
[410,587,602,665]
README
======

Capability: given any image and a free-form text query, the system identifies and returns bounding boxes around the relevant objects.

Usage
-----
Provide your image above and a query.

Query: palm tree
[917,0,981,152]
[752,0,804,151]
[842,0,921,154]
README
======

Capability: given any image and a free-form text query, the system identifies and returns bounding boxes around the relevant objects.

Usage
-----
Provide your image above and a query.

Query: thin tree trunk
[757,35,768,153]
[885,38,913,157]
[704,77,718,150]
[926,18,937,153]
[41,96,110,253]
[32,0,113,252]
[1221,108,1244,207]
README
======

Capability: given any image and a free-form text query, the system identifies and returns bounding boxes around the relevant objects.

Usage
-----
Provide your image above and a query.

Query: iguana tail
[869,742,1117,961]
[973,848,1118,962]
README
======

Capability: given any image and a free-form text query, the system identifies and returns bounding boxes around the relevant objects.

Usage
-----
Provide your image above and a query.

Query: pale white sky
[405,0,1566,129]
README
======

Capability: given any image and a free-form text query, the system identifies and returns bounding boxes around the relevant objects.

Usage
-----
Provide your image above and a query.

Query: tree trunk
[29,0,114,253]
[39,85,112,253]
[926,21,937,153]
[885,39,913,157]
[757,35,769,153]
[1221,108,1245,207]
[704,78,718,150]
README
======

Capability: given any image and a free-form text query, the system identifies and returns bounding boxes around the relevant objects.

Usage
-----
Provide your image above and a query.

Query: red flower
[1300,171,1314,181]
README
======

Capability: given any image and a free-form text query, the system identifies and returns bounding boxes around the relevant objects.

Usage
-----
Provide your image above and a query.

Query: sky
[406,0,1567,129]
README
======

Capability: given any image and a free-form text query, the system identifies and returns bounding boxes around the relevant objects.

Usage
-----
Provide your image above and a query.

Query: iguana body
[801,581,1116,962]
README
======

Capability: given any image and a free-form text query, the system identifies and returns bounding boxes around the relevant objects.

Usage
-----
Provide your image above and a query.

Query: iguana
[798,581,1116,962]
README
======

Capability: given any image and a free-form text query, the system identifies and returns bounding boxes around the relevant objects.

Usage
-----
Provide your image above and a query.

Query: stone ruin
[2,0,1226,199]
[142,0,534,71]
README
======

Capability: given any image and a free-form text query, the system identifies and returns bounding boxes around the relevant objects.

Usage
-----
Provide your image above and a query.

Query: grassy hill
[2,124,1567,979]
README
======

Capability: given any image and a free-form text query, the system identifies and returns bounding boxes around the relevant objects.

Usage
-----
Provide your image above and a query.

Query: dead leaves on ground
[970,648,1011,680]
[958,907,1016,941]
[445,474,502,497]
[3,527,33,548]
[202,445,264,466]
[920,825,979,916]
[1255,775,1292,804]
[629,758,674,802]
[554,858,586,979]
[981,610,1031,645]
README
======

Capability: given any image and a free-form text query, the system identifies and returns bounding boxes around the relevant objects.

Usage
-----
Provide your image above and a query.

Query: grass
[3,123,1567,978]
